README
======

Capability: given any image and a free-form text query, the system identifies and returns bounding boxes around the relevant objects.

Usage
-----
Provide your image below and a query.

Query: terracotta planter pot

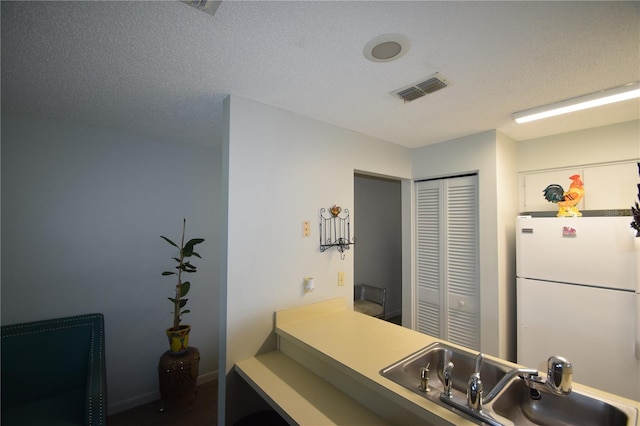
[166,325,191,355]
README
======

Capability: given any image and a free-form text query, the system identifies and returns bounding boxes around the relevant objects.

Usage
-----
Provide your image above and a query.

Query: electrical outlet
[302,221,311,237]
[338,271,345,286]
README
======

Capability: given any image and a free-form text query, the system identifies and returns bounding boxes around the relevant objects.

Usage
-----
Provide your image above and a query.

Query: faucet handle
[466,353,485,411]
[467,372,483,411]
[443,361,454,398]
[547,356,572,394]
[474,352,484,374]
[419,362,430,392]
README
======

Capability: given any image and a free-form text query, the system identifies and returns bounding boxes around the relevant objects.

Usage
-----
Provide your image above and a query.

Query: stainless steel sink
[380,342,510,400]
[490,379,638,426]
[380,342,639,426]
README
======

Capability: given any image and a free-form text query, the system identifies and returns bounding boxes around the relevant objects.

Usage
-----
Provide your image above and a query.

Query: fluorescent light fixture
[513,82,640,124]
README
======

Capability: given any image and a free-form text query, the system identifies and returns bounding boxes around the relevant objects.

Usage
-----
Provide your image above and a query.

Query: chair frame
[1,313,107,425]
[354,283,386,319]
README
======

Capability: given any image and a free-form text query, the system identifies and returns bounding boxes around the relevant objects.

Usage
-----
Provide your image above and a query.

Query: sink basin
[381,342,639,426]
[380,342,509,401]
[490,379,638,426]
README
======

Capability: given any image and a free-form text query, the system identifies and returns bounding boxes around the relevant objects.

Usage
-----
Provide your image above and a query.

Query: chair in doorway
[354,284,386,319]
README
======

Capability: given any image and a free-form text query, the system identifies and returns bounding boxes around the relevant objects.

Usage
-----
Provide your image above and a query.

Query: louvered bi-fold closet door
[415,175,479,350]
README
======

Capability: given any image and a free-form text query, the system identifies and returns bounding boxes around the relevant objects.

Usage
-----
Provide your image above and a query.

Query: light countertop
[272,297,640,425]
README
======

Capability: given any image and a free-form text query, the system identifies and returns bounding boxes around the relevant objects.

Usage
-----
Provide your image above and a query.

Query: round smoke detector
[363,34,410,63]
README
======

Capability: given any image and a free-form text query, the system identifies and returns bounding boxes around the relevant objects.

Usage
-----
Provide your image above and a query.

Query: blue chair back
[1,313,107,425]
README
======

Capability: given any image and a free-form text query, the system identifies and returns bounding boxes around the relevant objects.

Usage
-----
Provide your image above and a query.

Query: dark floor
[387,315,402,325]
[107,380,218,426]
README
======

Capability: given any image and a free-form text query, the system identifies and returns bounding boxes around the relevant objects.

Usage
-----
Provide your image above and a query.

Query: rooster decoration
[543,174,585,217]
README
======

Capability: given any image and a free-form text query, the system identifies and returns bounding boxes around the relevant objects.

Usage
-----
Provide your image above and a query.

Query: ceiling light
[513,82,640,124]
[364,34,410,63]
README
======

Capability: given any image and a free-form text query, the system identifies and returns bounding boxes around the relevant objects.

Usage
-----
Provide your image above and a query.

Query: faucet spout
[483,355,572,404]
[482,368,538,404]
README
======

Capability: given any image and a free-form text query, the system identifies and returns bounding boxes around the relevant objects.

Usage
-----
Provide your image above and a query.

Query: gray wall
[1,114,222,414]
[354,174,402,319]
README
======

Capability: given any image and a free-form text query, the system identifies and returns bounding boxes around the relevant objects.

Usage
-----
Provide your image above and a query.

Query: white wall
[220,95,411,423]
[0,114,222,414]
[495,130,518,361]
[410,130,518,359]
[354,175,402,319]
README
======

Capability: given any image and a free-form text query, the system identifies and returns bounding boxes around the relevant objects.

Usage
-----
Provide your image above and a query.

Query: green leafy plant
[161,219,205,331]
[632,162,640,238]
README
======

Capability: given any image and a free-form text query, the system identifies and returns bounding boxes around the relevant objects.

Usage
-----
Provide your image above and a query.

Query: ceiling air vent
[392,73,450,103]
[182,0,222,17]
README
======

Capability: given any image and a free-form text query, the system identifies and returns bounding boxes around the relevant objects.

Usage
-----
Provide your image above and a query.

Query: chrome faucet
[483,355,573,404]
[419,362,430,392]
[442,361,454,398]
[439,353,503,426]
[546,355,573,394]
[439,353,572,426]
[482,366,540,403]
[467,353,484,411]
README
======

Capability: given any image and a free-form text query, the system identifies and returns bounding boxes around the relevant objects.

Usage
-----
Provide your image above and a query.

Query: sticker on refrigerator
[562,226,577,238]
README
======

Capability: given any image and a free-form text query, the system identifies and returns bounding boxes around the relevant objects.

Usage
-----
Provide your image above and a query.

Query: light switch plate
[338,271,345,286]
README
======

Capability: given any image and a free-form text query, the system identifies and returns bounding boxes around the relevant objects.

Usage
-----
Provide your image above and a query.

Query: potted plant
[161,219,204,354]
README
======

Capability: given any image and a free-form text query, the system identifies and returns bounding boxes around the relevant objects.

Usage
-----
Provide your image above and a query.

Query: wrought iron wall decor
[319,205,355,259]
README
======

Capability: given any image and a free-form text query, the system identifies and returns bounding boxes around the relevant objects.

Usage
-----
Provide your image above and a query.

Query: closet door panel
[415,175,479,350]
[415,180,443,337]
[445,176,479,349]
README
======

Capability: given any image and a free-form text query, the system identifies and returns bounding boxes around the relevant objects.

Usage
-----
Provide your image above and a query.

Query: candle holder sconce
[319,205,355,260]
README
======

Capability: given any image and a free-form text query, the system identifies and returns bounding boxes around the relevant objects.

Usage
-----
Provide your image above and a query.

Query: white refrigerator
[516,216,640,401]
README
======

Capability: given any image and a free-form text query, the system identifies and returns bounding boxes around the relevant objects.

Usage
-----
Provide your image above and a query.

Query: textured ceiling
[2,1,639,149]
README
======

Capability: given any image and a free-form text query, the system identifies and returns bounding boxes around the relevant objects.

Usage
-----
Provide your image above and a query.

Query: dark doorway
[354,173,402,323]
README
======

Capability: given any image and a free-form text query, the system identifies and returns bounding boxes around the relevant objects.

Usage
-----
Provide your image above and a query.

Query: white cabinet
[519,161,639,213]
[584,162,638,210]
